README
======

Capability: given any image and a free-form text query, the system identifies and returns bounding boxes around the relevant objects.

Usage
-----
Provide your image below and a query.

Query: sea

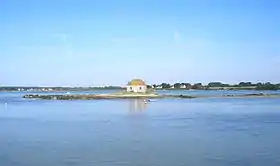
[1,90,280,166]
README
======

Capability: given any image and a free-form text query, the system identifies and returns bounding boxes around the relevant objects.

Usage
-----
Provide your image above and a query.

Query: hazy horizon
[2,0,280,86]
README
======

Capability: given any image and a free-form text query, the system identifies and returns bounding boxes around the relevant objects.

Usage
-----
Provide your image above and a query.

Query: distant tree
[182,83,192,89]
[147,85,152,89]
[161,83,171,89]
[192,83,203,89]
[174,83,181,89]
[239,82,252,87]
[152,84,157,88]
[238,82,245,86]
[256,82,262,86]
[208,82,223,87]
[256,82,279,90]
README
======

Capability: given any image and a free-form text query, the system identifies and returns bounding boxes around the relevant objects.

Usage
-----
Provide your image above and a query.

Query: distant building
[127,79,147,93]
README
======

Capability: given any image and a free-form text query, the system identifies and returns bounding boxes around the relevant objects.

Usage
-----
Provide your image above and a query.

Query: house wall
[126,85,147,93]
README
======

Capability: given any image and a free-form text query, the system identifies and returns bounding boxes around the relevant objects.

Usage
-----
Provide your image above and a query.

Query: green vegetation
[151,82,280,90]
[256,82,279,90]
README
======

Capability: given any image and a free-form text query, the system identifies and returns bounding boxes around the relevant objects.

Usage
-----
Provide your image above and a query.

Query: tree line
[147,82,280,90]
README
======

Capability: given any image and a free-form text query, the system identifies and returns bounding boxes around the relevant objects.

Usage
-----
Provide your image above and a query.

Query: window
[139,87,142,90]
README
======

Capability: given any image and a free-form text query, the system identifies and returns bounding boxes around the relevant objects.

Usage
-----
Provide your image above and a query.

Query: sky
[1,0,280,86]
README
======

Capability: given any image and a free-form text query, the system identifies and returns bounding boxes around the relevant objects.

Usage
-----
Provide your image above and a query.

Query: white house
[126,79,147,93]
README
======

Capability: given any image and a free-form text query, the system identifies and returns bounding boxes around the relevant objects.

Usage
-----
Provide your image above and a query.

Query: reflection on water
[128,99,148,112]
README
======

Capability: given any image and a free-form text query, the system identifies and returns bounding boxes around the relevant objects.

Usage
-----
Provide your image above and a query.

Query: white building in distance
[126,79,147,93]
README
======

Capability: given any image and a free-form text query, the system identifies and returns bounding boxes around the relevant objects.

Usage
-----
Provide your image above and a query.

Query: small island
[23,79,195,100]
[22,79,280,101]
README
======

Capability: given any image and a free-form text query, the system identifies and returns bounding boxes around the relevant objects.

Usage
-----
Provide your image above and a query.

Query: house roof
[127,79,146,86]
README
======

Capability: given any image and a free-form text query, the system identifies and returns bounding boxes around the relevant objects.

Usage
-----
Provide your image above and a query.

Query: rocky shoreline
[22,93,280,100]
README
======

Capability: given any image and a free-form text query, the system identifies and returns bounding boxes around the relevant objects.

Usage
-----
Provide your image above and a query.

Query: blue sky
[1,0,280,86]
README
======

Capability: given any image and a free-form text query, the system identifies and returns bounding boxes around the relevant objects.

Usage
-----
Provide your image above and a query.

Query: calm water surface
[0,91,280,166]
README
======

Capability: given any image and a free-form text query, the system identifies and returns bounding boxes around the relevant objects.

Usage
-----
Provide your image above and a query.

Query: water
[1,91,280,166]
